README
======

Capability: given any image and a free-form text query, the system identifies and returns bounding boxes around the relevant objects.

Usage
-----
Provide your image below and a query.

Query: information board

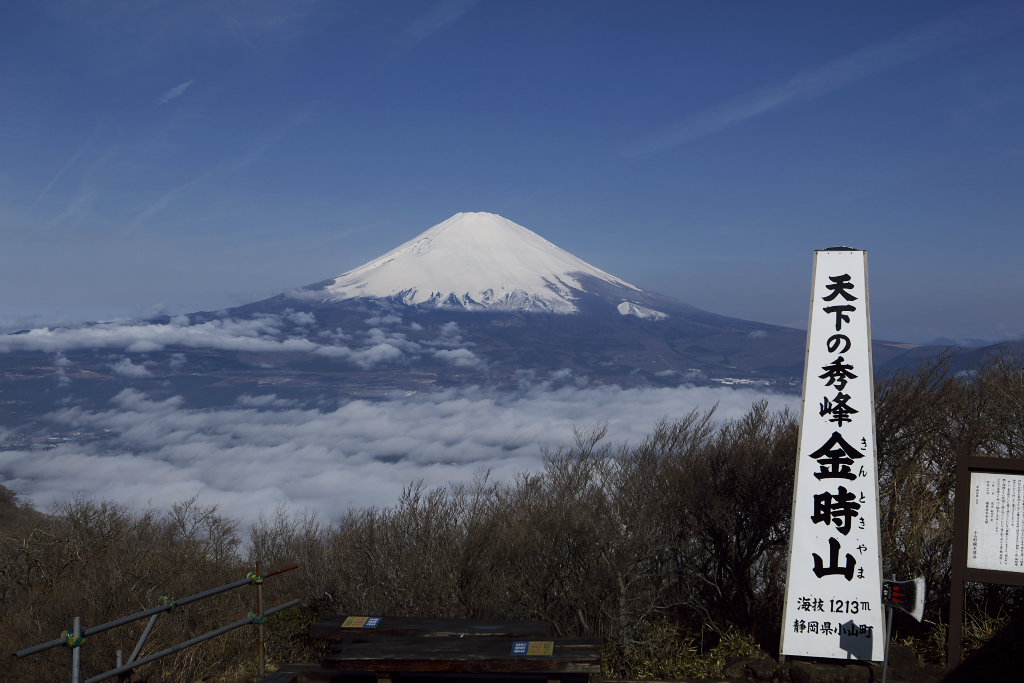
[967,472,1024,572]
[948,456,1024,668]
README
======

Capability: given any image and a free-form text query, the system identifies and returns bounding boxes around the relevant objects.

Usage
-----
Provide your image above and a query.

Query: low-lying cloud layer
[1,384,796,524]
[0,313,484,370]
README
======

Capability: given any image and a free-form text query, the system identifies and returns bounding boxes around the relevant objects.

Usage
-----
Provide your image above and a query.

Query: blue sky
[2,0,1023,343]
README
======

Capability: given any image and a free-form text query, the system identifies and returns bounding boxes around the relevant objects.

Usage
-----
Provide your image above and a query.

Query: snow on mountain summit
[322,212,643,313]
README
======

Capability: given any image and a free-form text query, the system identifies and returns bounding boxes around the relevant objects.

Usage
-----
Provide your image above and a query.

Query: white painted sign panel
[967,472,1024,572]
[780,250,885,661]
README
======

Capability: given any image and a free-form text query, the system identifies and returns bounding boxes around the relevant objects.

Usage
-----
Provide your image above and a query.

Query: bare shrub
[875,356,1024,662]
[0,496,263,682]
[5,355,1024,678]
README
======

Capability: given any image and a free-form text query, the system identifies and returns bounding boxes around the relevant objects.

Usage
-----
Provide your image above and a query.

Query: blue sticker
[511,641,528,655]
[365,617,381,628]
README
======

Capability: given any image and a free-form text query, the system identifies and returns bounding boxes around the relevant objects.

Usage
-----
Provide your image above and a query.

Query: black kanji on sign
[808,431,864,481]
[823,305,856,331]
[819,356,857,391]
[819,392,858,426]
[822,274,858,302]
[811,486,861,535]
[812,537,857,581]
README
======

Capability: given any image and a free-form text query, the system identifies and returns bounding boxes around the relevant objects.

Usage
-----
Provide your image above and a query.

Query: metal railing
[11,562,299,682]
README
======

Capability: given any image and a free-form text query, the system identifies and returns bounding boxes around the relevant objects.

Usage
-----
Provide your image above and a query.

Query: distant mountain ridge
[2,211,1016,426]
[175,212,958,391]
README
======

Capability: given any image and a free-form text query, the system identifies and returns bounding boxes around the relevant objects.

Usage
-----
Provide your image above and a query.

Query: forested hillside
[3,357,1022,681]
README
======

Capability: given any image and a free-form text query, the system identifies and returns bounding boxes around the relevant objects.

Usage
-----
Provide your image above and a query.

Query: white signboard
[780,250,885,661]
[967,472,1024,572]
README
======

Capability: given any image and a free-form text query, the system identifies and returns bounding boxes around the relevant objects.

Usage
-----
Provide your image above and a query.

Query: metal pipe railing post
[256,561,266,677]
[71,617,81,683]
[12,563,299,660]
[128,613,160,664]
[881,605,895,683]
[81,600,299,683]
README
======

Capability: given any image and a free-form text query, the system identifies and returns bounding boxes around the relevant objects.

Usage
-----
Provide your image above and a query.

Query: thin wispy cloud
[227,109,313,174]
[213,0,331,52]
[127,110,307,231]
[159,79,195,104]
[128,170,210,230]
[44,186,98,230]
[36,146,116,231]
[391,0,476,60]
[219,11,259,53]
[30,132,98,211]
[624,1,1024,156]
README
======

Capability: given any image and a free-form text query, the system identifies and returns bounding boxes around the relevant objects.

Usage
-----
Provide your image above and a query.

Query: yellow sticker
[341,616,369,628]
[526,641,554,656]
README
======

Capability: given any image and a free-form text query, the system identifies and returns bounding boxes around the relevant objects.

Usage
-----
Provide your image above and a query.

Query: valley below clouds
[1,382,796,524]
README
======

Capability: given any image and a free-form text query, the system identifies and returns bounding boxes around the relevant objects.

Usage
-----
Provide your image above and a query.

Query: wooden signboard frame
[947,453,1024,669]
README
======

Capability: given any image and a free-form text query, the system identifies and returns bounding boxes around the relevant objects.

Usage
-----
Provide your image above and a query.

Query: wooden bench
[264,616,600,683]
[310,616,550,643]
[321,635,601,682]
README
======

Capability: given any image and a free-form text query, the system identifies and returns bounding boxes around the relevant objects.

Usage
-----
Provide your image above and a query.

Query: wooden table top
[311,616,550,642]
[321,636,602,675]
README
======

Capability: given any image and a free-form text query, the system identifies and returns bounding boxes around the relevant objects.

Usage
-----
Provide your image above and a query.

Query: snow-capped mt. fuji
[0,209,946,426]
[322,212,643,314]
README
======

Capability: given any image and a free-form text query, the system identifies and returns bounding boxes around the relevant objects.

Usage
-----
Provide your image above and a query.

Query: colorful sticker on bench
[511,640,554,656]
[341,616,382,628]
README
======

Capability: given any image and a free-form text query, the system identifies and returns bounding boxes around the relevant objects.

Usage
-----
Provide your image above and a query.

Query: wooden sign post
[947,453,1024,669]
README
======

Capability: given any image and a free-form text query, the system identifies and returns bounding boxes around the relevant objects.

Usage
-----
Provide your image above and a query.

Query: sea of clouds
[0,312,798,524]
[1,383,796,525]
[0,311,490,372]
